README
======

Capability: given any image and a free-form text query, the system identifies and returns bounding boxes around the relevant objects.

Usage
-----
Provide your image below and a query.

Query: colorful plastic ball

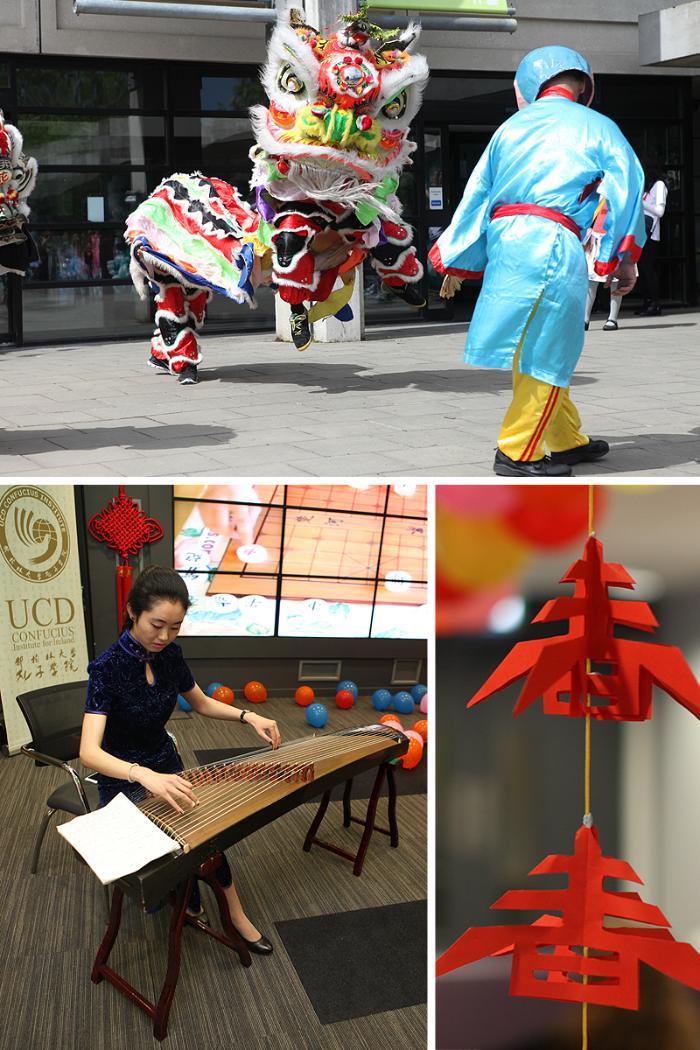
[419,693,428,715]
[295,685,315,707]
[337,679,358,699]
[212,685,234,705]
[401,735,424,771]
[372,688,392,712]
[393,691,414,715]
[244,680,267,703]
[378,715,404,732]
[412,719,428,743]
[206,682,224,697]
[410,684,427,702]
[335,689,354,710]
[306,703,328,729]
[176,694,192,712]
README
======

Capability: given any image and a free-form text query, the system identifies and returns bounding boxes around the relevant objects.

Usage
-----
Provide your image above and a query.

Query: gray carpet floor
[0,700,426,1050]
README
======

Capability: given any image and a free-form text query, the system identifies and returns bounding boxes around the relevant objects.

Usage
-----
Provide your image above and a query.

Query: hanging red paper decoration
[88,486,164,623]
[468,535,700,722]
[438,824,700,1009]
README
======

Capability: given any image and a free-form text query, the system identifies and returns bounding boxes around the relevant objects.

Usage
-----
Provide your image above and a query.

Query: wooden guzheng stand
[90,726,408,1040]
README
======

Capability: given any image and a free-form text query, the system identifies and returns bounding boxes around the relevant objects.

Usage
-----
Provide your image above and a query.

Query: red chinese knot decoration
[88,486,164,623]
[438,825,700,1009]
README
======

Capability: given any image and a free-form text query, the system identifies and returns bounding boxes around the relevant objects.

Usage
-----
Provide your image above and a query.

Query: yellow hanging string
[582,484,595,1050]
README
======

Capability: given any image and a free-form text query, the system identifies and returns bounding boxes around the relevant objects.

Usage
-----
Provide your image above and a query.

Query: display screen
[174,484,428,638]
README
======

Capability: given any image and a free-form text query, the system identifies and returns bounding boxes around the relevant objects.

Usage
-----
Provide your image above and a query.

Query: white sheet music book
[57,792,181,884]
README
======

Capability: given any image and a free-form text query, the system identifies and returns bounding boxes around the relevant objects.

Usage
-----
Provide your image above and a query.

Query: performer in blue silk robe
[430,46,646,477]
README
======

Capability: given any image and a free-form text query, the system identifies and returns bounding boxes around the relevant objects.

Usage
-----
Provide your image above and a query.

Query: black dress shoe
[494,449,572,477]
[549,438,610,466]
[243,933,273,955]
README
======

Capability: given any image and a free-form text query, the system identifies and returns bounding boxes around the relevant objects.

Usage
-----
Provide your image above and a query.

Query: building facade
[1,0,698,344]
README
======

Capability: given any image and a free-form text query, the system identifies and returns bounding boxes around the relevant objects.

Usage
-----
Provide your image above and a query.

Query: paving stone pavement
[1,312,699,478]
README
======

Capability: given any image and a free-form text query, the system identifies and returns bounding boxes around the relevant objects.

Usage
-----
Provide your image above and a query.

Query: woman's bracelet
[127,763,140,783]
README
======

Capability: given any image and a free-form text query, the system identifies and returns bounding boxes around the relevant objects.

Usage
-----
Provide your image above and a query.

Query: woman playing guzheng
[79,565,281,954]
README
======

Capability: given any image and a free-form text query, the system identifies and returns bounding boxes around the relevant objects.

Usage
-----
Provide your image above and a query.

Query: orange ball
[295,685,315,707]
[401,736,423,770]
[212,685,234,705]
[244,680,267,703]
[378,714,402,728]
[412,719,428,743]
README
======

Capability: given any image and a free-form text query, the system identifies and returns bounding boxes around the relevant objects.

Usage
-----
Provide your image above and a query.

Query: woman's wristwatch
[239,709,251,724]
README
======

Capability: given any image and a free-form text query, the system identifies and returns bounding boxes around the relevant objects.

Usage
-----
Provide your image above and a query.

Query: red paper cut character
[437,825,700,1009]
[468,536,700,721]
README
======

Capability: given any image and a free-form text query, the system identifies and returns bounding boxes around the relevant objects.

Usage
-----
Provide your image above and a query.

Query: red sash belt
[491,203,581,240]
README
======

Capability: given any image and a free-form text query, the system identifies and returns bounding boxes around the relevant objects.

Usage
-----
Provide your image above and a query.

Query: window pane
[0,64,10,90]
[16,66,164,109]
[29,171,151,225]
[172,116,253,178]
[181,585,277,637]
[27,230,133,282]
[169,71,265,111]
[386,484,428,518]
[22,285,151,342]
[20,114,166,167]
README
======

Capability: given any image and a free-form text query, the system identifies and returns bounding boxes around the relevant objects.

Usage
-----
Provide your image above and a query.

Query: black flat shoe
[243,934,273,955]
[494,449,572,477]
[602,320,618,331]
[549,439,609,466]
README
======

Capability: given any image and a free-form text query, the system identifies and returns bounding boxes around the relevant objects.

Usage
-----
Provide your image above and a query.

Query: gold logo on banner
[0,487,70,582]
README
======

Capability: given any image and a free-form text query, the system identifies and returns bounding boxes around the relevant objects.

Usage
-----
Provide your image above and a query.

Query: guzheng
[121,724,408,910]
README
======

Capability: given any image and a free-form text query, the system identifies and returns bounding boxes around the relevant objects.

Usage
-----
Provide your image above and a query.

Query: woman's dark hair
[122,566,191,632]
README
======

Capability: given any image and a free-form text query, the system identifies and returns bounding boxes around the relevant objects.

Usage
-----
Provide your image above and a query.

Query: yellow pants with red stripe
[497,350,590,462]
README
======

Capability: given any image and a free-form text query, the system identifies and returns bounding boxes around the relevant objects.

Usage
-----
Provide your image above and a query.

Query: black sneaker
[290,309,312,351]
[177,364,198,385]
[149,354,170,373]
[549,439,610,466]
[494,449,572,477]
[383,282,427,309]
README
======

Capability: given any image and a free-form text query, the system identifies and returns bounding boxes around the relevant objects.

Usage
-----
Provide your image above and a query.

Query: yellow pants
[497,350,590,462]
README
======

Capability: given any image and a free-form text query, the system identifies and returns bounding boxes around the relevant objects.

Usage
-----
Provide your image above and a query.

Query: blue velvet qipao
[84,630,195,807]
[431,93,646,387]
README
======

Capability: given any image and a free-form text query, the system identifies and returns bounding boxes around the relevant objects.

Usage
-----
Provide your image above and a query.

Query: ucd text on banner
[0,485,89,753]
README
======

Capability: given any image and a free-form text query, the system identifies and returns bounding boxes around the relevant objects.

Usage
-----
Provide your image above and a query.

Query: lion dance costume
[0,112,38,278]
[430,46,646,476]
[126,5,429,383]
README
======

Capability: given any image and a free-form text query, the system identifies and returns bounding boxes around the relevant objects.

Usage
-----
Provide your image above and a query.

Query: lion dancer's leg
[272,209,330,351]
[149,278,205,384]
[370,221,426,309]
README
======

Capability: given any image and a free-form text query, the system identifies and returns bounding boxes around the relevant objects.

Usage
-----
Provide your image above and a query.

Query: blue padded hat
[514,45,594,108]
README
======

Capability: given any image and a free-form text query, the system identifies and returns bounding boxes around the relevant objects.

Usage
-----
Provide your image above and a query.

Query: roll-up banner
[0,485,89,754]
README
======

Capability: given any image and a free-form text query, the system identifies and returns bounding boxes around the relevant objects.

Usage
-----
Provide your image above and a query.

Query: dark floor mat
[275,900,427,1024]
[193,748,427,798]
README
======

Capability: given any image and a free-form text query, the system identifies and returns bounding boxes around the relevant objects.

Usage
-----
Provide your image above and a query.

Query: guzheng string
[582,485,595,1050]
[139,727,398,847]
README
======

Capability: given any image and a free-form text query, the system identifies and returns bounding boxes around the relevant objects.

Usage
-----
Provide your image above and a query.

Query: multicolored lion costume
[125,4,429,383]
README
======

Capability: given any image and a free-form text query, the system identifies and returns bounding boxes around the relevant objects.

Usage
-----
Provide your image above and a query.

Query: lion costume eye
[381,92,407,120]
[278,64,305,96]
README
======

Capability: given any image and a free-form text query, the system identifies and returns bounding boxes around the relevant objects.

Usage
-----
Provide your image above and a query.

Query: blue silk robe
[431,95,646,387]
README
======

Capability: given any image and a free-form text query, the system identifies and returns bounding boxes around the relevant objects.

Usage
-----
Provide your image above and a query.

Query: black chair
[15,680,100,874]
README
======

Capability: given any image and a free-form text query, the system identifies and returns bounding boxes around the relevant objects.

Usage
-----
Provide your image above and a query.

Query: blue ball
[372,688,392,712]
[393,691,414,715]
[411,684,428,702]
[306,703,328,729]
[206,682,224,697]
[177,694,192,712]
[337,679,359,699]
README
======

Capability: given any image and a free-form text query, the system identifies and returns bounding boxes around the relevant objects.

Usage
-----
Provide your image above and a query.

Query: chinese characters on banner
[0,486,89,752]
